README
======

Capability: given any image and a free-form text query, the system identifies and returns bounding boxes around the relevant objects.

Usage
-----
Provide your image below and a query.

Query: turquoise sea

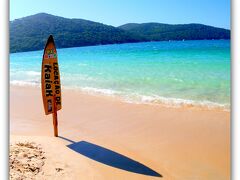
[10,40,230,109]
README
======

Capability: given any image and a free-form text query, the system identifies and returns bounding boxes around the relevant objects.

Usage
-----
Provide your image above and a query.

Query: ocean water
[10,40,230,109]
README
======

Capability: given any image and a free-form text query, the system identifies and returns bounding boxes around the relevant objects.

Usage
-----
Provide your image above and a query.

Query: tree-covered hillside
[10,13,230,53]
[118,23,230,41]
[10,13,143,53]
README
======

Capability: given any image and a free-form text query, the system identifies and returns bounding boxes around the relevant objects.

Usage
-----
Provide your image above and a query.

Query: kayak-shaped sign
[41,35,62,115]
[41,35,61,136]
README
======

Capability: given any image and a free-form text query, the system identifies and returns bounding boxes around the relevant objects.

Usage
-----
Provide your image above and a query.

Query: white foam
[69,85,229,110]
[173,78,183,82]
[9,80,229,110]
[10,70,41,77]
[80,87,118,96]
[10,80,40,87]
[26,71,41,76]
[140,95,156,102]
[74,86,229,110]
[129,94,229,110]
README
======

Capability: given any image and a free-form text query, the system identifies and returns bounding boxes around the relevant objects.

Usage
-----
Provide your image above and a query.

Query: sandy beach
[10,85,230,179]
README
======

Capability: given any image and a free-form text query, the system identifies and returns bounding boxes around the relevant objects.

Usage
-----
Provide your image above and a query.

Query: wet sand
[10,85,230,179]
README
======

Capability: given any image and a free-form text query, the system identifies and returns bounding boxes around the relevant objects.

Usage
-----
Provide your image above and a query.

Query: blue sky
[10,0,230,29]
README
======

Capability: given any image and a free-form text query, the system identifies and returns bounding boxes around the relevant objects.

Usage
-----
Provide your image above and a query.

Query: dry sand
[10,141,45,179]
[10,85,230,179]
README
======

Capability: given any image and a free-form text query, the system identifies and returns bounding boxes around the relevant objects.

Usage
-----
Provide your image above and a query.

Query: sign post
[52,95,58,137]
[41,35,62,137]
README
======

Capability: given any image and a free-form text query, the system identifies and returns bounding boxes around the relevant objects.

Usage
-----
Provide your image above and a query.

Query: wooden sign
[41,35,61,136]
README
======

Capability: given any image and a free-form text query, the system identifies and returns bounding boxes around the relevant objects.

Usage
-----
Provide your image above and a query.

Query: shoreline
[10,84,230,112]
[10,85,230,179]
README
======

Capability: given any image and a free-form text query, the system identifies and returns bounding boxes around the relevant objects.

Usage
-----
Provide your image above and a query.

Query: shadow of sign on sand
[59,136,162,177]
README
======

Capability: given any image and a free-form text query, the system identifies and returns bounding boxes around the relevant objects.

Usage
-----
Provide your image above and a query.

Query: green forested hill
[10,13,230,53]
[118,23,230,41]
[10,13,143,53]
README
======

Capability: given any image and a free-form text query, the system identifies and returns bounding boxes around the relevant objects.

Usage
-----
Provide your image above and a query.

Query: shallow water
[10,40,230,109]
